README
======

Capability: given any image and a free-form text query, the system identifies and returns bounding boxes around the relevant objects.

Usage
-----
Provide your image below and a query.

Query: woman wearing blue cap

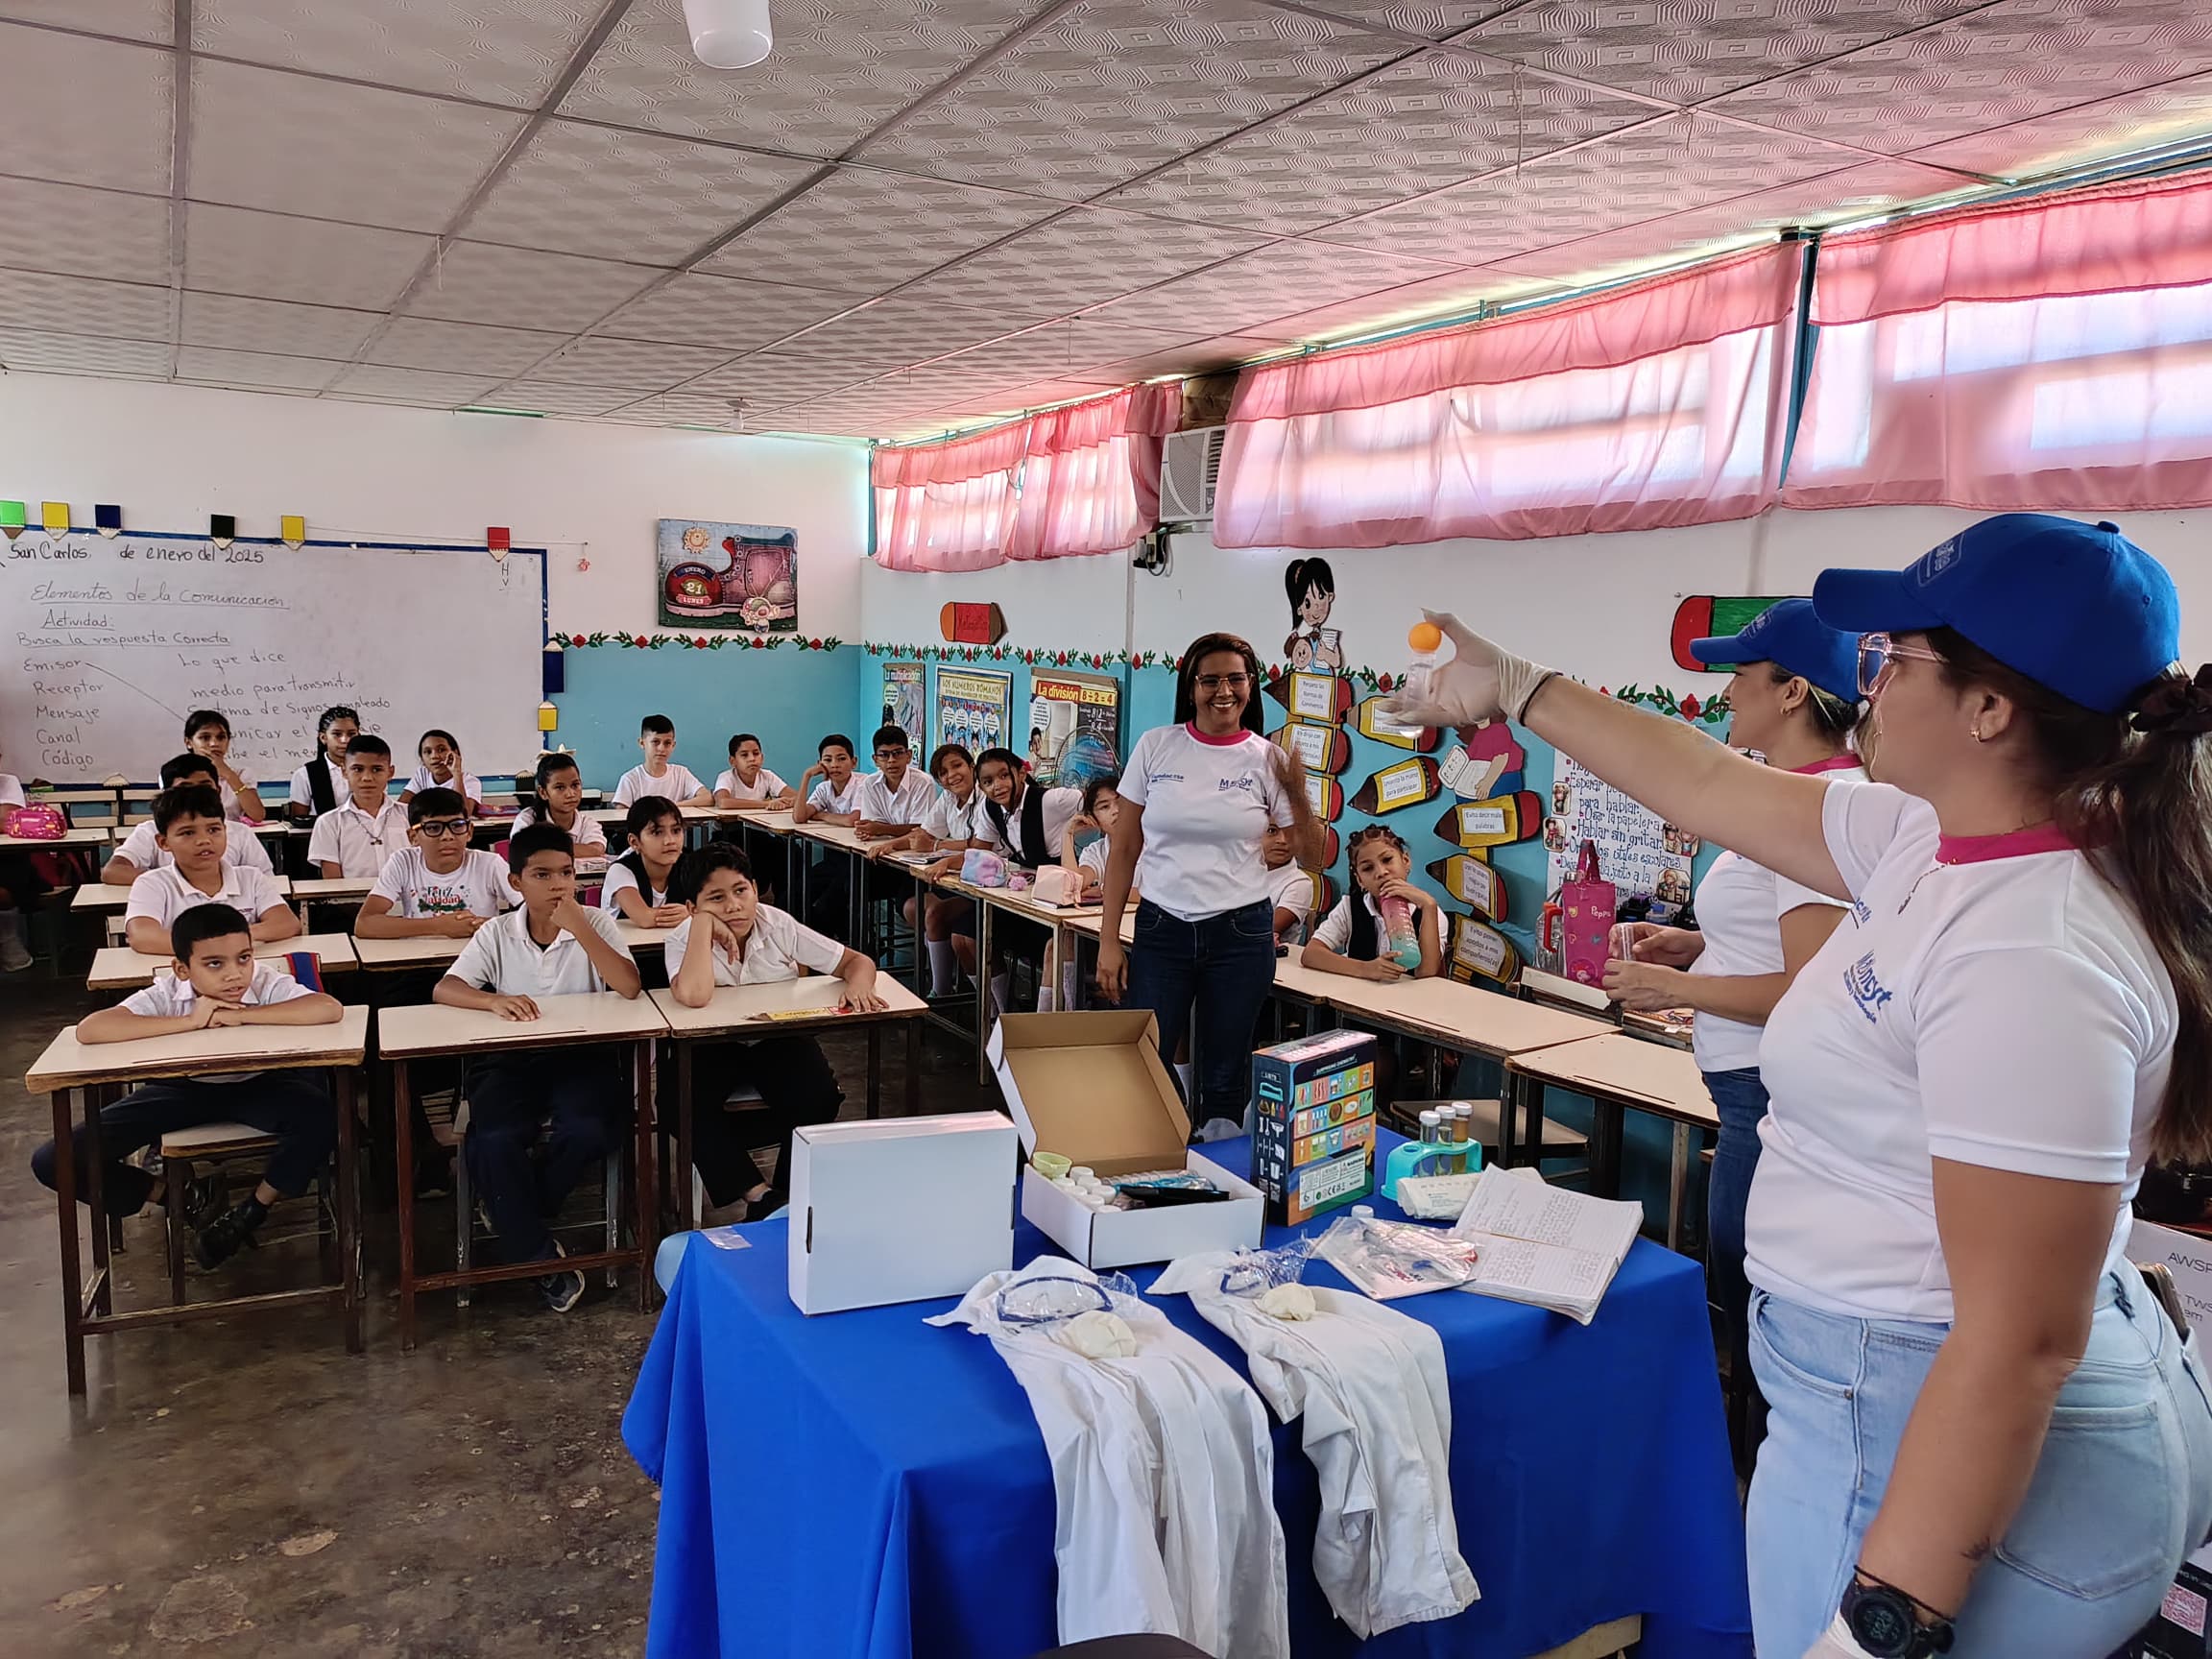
[1384,514,2212,1659]
[1600,598,1867,1457]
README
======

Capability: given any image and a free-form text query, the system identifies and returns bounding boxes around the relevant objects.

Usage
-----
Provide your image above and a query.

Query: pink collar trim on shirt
[1184,722,1251,748]
[1790,754,1861,777]
[1934,822,2077,866]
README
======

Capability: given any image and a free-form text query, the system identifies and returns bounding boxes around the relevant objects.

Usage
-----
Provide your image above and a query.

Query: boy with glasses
[853,725,937,842]
[354,788,516,939]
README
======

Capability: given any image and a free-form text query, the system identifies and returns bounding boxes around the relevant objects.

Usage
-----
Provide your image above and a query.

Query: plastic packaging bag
[1314,1212,1484,1301]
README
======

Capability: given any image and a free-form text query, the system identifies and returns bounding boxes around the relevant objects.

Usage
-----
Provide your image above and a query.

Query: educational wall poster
[657,519,798,632]
[881,661,927,753]
[1026,668,1120,786]
[1282,556,1344,674]
[937,667,1012,760]
[1545,757,1698,923]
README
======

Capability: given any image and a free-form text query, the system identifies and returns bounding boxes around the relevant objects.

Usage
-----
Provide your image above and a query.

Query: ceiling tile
[1249,265,1554,342]
[465,120,822,265]
[701,168,1064,295]
[0,179,173,284]
[0,2,172,42]
[1293,4,1507,35]
[597,273,855,351]
[187,58,528,232]
[757,295,1020,373]
[1081,237,1460,335]
[401,241,661,328]
[592,387,756,421]
[368,315,567,373]
[1080,331,1286,381]
[1907,68,2212,180]
[897,210,1268,322]
[180,291,383,356]
[182,204,435,308]
[326,363,503,403]
[0,327,171,375]
[1465,0,1990,106]
[489,379,640,416]
[191,0,601,105]
[176,345,344,390]
[0,268,173,340]
[523,334,732,390]
[0,26,173,192]
[856,0,1409,199]
[686,356,877,404]
[560,0,1037,158]
[1106,50,1655,232]
[1706,0,2212,162]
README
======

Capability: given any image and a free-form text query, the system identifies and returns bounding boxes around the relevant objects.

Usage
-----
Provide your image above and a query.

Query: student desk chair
[645,978,928,1233]
[375,995,670,1348]
[24,1007,372,1396]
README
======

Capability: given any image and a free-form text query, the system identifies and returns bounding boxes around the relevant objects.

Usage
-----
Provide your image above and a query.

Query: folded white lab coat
[1152,1252,1479,1638]
[928,1258,1289,1659]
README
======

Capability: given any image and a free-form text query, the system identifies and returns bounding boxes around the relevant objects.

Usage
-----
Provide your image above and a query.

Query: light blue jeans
[1746,1271,2212,1657]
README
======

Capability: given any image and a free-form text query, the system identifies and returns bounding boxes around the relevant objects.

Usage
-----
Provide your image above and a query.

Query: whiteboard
[2,531,545,785]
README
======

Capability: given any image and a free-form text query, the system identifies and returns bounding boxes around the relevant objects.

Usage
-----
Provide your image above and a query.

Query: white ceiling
[3,0,2211,441]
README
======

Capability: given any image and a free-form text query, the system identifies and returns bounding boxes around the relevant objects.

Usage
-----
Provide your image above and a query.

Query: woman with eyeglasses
[1096,633,1325,1138]
[1385,515,2212,1659]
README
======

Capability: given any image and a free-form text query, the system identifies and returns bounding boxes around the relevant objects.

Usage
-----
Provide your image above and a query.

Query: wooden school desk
[1505,1031,1720,1252]
[289,875,376,931]
[377,993,669,1347]
[0,825,110,851]
[26,1006,372,1395]
[1520,964,1696,1051]
[718,807,799,906]
[349,932,467,974]
[787,819,872,944]
[647,977,929,1231]
[73,874,296,913]
[87,933,359,991]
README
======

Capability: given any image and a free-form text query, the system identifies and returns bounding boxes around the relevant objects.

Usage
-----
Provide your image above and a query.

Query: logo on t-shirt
[1843,951,1892,1023]
[1149,771,1185,786]
[1848,897,1872,928]
[1216,775,1256,794]
[416,879,471,916]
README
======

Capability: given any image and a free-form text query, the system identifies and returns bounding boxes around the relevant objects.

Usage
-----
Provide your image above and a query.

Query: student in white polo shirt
[181,709,264,823]
[974,747,1084,868]
[286,705,358,822]
[435,823,640,1313]
[103,753,276,884]
[852,725,939,842]
[1383,516,2212,1659]
[712,732,796,810]
[902,742,987,998]
[124,782,300,956]
[397,728,486,816]
[307,734,409,879]
[663,841,886,1226]
[354,788,513,940]
[1095,633,1324,1139]
[511,751,609,850]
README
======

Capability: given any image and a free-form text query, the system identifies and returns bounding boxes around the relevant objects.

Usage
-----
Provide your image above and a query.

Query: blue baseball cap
[1813,514,2178,715]
[1689,598,1861,703]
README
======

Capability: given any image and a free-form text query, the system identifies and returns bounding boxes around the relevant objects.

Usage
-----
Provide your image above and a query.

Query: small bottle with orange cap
[1401,619,1445,708]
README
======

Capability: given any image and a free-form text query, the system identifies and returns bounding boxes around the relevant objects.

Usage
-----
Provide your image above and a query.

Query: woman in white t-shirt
[1600,599,1867,1440]
[1384,516,2212,1659]
[1097,633,1323,1138]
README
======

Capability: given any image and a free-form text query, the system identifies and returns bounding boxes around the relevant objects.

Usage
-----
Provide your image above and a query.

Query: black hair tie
[2132,664,2212,735]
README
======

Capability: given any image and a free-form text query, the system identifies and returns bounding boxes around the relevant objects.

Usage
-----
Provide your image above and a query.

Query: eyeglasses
[1193,673,1252,694]
[416,819,470,839]
[875,748,908,760]
[1856,633,1948,695]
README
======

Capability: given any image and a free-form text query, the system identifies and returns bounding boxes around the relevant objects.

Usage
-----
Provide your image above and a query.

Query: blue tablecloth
[624,1137,1751,1659]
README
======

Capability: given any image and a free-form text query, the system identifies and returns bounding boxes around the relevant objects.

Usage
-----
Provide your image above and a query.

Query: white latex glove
[1376,610,1554,731]
[1256,1283,1317,1322]
[1803,1614,1875,1658]
[1057,1309,1140,1359]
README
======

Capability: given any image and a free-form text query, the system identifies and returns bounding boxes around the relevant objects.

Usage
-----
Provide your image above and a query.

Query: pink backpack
[3,803,65,840]
[1556,839,1617,987]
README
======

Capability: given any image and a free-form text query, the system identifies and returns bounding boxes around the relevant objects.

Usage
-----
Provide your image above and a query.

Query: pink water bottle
[1381,895,1423,971]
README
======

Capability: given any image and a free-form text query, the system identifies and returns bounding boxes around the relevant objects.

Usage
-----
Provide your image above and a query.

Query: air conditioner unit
[1158,424,1226,523]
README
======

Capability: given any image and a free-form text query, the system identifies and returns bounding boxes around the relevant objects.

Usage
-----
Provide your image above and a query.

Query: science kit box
[1251,1029,1378,1226]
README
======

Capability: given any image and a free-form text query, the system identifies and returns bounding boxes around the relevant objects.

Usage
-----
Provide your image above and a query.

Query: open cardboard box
[988,1010,1263,1268]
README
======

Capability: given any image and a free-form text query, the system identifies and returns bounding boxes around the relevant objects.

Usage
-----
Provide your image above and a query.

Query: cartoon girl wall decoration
[1283,557,1343,673]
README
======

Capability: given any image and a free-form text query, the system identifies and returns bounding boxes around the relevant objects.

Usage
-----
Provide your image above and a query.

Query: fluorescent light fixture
[683,0,772,68]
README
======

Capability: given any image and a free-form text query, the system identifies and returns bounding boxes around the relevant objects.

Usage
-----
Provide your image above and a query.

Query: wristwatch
[1841,1578,1956,1657]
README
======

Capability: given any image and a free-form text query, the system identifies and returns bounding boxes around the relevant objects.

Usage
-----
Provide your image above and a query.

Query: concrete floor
[0,969,993,1658]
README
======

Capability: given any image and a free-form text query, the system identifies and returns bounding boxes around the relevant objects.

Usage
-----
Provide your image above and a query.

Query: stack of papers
[1448,1166,1643,1325]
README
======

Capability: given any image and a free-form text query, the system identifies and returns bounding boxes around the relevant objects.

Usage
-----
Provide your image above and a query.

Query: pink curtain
[872,384,1180,572]
[1786,172,2212,512]
[1215,245,1804,548]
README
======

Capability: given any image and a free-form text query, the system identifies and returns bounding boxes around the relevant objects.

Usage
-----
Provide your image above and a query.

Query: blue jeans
[1746,1272,2212,1657]
[1701,1066,1769,1359]
[1124,898,1277,1132]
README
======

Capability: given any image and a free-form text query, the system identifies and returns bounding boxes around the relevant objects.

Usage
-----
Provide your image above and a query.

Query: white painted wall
[0,373,871,637]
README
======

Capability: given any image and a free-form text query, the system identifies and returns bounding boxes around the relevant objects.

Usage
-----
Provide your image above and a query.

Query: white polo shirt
[921,788,981,844]
[114,818,275,876]
[1266,862,1316,939]
[1078,836,1110,875]
[508,805,608,848]
[1691,761,1863,1074]
[600,859,670,911]
[613,763,706,807]
[853,769,938,826]
[122,963,316,1083]
[1118,724,1295,922]
[974,784,1084,866]
[216,774,256,820]
[445,903,635,998]
[805,774,864,814]
[125,863,291,930]
[0,773,25,809]
[369,847,513,920]
[1748,781,2175,1324]
[404,766,484,804]
[306,800,411,878]
[713,766,788,803]
[288,757,348,809]
[664,906,845,987]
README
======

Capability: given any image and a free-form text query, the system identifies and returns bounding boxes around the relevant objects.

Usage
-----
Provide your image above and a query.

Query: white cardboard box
[787,1113,1019,1314]
[2130,1217,2212,1342]
[989,1010,1263,1269]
